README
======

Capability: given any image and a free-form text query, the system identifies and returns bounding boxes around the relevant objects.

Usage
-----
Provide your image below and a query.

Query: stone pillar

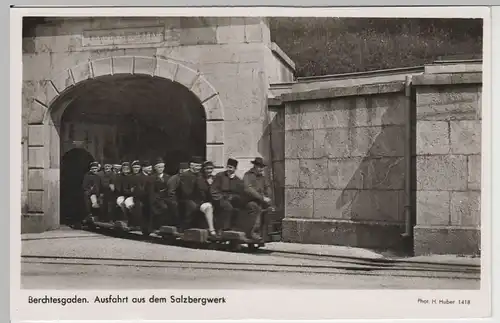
[24,114,47,233]
[156,17,275,177]
[412,73,482,256]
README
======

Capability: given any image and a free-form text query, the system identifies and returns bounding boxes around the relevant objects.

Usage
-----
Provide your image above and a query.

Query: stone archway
[26,56,226,230]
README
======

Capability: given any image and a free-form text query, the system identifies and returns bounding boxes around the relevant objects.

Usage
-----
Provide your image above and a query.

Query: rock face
[21,17,295,233]
[277,72,482,256]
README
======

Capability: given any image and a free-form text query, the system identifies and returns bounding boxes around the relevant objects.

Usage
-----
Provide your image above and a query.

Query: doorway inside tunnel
[60,148,95,226]
[55,74,207,225]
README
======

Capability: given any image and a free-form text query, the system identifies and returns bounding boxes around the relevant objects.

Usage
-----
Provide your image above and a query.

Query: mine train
[82,157,281,252]
[86,206,278,251]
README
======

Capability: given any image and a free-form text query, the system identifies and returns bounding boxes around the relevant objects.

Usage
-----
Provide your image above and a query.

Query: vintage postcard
[10,5,492,321]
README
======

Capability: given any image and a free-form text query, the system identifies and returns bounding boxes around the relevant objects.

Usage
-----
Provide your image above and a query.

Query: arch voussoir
[91,57,113,78]
[44,80,60,108]
[71,61,92,84]
[154,58,178,79]
[203,95,224,121]
[52,69,74,94]
[191,75,218,103]
[174,64,199,90]
[111,56,134,75]
[133,56,156,76]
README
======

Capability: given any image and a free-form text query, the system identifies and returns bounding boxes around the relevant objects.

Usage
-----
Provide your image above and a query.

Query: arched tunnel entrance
[53,74,207,225]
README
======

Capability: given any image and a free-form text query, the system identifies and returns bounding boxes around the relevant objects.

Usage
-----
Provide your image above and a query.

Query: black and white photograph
[11,6,492,321]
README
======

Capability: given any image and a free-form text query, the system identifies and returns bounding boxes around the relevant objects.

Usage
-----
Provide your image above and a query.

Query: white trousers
[200,202,213,213]
[90,194,99,208]
[117,196,135,209]
[200,202,215,232]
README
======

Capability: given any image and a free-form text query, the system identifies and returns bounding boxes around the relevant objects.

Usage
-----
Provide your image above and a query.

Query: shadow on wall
[259,107,286,214]
[330,95,408,250]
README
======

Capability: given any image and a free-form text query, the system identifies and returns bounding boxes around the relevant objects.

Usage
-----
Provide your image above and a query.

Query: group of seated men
[81,155,273,240]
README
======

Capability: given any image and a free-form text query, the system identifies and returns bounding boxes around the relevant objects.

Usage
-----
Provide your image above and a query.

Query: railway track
[22,229,480,280]
[21,254,480,281]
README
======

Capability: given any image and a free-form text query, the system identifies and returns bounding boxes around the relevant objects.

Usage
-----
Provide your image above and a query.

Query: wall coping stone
[296,66,424,83]
[412,72,482,86]
[277,81,405,103]
[270,42,296,72]
[268,97,284,106]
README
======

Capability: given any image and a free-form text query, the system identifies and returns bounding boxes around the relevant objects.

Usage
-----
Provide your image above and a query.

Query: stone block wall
[412,73,482,256]
[279,82,409,250]
[274,71,482,255]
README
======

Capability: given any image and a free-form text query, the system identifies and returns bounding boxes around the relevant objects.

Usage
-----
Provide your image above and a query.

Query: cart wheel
[164,236,176,245]
[142,228,151,237]
[248,244,260,251]
[207,242,219,250]
[229,241,242,252]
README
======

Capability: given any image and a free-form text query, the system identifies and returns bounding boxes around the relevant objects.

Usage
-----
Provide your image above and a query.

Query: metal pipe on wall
[402,75,414,240]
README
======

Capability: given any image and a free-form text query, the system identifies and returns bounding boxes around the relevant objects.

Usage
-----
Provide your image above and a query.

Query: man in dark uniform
[81,161,102,228]
[122,160,144,229]
[97,160,116,223]
[196,161,217,237]
[149,158,172,230]
[137,160,154,233]
[165,162,190,228]
[242,157,273,240]
[167,156,204,232]
[211,158,263,239]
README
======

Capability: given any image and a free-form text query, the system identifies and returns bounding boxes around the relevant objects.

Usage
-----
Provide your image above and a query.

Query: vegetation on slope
[269,18,483,77]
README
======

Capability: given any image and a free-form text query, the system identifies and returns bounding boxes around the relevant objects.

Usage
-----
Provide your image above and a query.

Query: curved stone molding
[38,55,224,127]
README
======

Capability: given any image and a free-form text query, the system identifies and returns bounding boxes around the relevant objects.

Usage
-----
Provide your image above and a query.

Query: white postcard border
[10,6,493,321]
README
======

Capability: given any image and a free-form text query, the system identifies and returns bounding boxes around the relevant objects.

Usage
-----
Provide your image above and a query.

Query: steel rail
[21,255,480,275]
[23,229,480,271]
[22,258,479,281]
[23,230,479,270]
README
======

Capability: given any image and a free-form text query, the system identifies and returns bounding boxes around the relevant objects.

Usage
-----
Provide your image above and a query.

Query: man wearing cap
[211,158,264,238]
[97,160,117,222]
[167,156,204,232]
[141,160,153,176]
[112,163,122,175]
[242,157,273,240]
[81,161,102,228]
[195,161,217,237]
[149,157,172,230]
[165,162,190,227]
